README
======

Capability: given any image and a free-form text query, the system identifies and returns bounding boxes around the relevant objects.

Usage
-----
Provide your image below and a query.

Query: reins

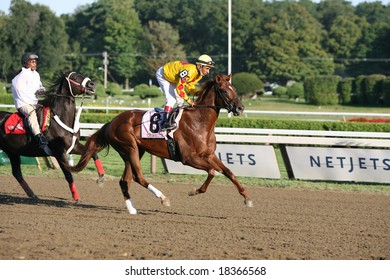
[52,72,91,154]
[188,80,235,112]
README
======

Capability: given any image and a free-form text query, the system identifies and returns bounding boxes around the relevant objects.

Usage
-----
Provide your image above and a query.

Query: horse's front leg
[213,156,253,207]
[188,169,215,196]
[187,154,253,207]
[57,156,80,202]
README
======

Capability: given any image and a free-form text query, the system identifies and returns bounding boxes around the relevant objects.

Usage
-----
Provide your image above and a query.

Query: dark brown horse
[0,71,104,201]
[69,73,253,214]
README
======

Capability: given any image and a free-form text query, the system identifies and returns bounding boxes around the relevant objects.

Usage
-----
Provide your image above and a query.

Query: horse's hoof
[29,195,39,200]
[75,199,81,205]
[188,188,197,196]
[161,196,171,207]
[96,175,105,187]
[244,200,254,207]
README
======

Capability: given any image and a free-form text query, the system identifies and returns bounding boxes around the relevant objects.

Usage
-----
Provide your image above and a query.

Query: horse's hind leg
[119,150,170,215]
[58,157,80,201]
[92,153,105,185]
[131,150,170,207]
[119,160,137,214]
[72,142,105,185]
[8,154,37,199]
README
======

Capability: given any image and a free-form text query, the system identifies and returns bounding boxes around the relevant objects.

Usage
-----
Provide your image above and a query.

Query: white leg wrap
[125,199,137,215]
[147,184,162,198]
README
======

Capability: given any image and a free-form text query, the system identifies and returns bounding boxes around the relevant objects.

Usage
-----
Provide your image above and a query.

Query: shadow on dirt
[0,194,119,212]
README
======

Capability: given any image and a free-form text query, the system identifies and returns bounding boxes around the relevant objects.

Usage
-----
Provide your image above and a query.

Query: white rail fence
[79,123,390,184]
[80,124,390,148]
[2,104,390,119]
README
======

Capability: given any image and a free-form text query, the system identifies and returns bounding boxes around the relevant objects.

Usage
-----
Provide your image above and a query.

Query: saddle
[141,108,183,161]
[5,107,51,135]
[141,108,182,139]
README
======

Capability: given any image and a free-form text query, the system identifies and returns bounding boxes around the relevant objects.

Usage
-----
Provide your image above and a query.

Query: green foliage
[0,0,389,95]
[143,20,186,76]
[304,75,340,105]
[0,81,6,94]
[286,82,304,100]
[354,75,366,104]
[273,86,287,98]
[338,77,354,104]
[106,82,123,96]
[133,84,161,99]
[94,83,107,98]
[79,112,390,133]
[364,74,386,105]
[215,117,390,132]
[0,93,14,104]
[104,0,145,83]
[80,113,118,123]
[232,72,263,98]
[251,3,334,83]
[0,0,68,81]
[383,78,390,106]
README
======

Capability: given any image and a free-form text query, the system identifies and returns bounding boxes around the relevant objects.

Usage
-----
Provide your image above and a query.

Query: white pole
[228,0,232,76]
[103,51,109,114]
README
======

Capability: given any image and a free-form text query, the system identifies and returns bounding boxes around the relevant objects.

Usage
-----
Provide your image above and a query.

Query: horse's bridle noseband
[65,72,91,97]
[213,82,237,113]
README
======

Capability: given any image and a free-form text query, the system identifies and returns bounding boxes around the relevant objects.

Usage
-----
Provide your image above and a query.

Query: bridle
[65,71,91,97]
[192,80,237,113]
[213,82,237,113]
[54,71,92,154]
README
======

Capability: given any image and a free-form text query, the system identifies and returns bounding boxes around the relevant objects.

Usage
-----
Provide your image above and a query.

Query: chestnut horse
[0,71,104,201]
[69,73,253,214]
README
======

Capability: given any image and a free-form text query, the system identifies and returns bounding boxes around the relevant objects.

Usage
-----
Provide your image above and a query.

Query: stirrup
[162,122,177,131]
[41,144,53,156]
[36,134,53,156]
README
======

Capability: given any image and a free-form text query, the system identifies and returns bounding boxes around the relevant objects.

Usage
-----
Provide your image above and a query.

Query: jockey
[11,53,50,154]
[156,54,215,131]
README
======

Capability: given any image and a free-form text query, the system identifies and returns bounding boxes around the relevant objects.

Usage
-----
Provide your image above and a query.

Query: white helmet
[196,54,215,67]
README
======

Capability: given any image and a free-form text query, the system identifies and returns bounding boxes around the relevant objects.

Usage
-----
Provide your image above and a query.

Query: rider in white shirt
[12,53,50,153]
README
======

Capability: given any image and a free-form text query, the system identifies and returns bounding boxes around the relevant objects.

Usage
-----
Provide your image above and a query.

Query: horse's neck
[195,87,220,118]
[52,96,77,126]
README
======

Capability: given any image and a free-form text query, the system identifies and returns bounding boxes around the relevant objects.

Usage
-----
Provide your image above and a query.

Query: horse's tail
[68,122,111,173]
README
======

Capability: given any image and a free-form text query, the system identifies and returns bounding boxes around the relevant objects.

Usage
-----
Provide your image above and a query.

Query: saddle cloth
[5,108,50,135]
[141,108,183,139]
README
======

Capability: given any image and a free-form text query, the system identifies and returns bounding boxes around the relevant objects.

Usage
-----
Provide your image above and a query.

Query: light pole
[102,51,109,114]
[228,0,232,76]
[102,51,108,89]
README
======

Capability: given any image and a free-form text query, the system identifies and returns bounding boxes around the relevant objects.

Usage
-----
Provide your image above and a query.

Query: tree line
[0,0,389,88]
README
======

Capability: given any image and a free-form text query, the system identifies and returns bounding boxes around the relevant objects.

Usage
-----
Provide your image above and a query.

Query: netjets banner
[286,146,390,183]
[164,144,281,179]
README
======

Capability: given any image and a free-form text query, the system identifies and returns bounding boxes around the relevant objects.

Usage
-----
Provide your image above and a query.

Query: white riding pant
[156,67,184,109]
[18,104,40,136]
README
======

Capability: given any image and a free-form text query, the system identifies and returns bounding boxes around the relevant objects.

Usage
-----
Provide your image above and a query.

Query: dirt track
[0,174,389,260]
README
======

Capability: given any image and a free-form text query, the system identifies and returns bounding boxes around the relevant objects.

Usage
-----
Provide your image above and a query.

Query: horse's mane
[194,79,215,104]
[39,71,66,107]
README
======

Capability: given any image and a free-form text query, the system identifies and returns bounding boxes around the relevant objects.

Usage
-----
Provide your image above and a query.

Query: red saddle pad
[4,108,50,135]
[5,112,26,134]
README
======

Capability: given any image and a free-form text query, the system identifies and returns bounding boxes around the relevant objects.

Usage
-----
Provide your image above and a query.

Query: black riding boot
[35,133,52,156]
[162,112,177,131]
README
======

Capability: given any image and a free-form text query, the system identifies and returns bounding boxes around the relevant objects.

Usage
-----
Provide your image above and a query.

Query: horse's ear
[215,73,222,83]
[227,73,232,82]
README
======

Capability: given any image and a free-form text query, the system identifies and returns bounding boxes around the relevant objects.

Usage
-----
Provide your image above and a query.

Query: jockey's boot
[35,133,53,156]
[162,112,177,131]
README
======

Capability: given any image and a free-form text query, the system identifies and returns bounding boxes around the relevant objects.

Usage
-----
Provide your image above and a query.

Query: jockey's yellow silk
[163,61,202,101]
